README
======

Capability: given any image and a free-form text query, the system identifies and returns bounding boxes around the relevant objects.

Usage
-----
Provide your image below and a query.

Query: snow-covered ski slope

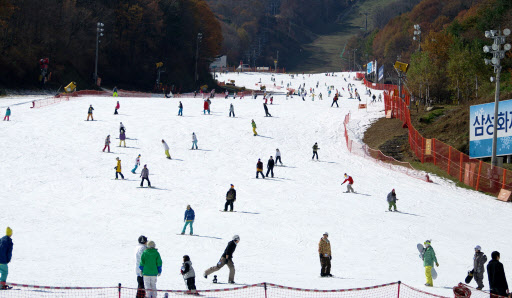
[1,72,510,297]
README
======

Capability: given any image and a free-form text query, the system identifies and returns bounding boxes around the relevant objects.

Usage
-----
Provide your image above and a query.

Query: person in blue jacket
[0,227,13,290]
[181,205,195,235]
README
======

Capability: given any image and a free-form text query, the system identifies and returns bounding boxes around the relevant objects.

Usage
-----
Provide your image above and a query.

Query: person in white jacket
[135,236,147,296]
[132,154,141,174]
[275,148,283,165]
[162,139,171,159]
[191,133,198,150]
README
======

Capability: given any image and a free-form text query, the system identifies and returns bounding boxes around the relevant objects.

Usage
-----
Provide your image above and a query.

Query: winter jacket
[184,208,195,221]
[135,244,146,277]
[105,137,110,146]
[139,248,162,276]
[226,188,236,201]
[120,132,126,140]
[487,259,509,293]
[387,192,396,203]
[422,245,438,267]
[181,261,195,280]
[204,101,209,110]
[222,240,237,259]
[141,167,149,179]
[276,149,281,157]
[115,102,120,109]
[5,108,11,116]
[162,142,169,151]
[0,235,13,264]
[88,106,94,113]
[318,238,331,257]
[114,87,118,93]
[192,134,197,142]
[474,251,488,273]
[135,157,140,166]
[267,158,274,169]
[229,104,234,112]
[252,121,257,128]
[257,161,263,171]
[116,160,122,173]
[342,176,354,185]
[313,144,319,152]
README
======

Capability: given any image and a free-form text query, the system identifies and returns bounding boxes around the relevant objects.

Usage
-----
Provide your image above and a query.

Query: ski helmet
[138,235,147,244]
[233,235,240,241]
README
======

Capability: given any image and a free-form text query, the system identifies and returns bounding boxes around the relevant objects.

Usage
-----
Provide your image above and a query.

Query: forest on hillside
[0,0,222,91]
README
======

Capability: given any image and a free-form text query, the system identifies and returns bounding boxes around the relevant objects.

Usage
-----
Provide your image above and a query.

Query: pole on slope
[118,283,121,298]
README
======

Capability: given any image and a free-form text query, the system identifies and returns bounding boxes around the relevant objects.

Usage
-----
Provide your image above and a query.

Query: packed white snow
[0,72,510,297]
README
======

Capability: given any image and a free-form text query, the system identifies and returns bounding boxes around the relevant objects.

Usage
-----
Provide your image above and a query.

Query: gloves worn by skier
[436,262,439,267]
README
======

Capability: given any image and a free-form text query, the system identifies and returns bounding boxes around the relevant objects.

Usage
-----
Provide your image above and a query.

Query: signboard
[470,99,512,158]
[378,65,384,81]
[425,139,432,155]
[367,62,373,74]
[497,188,512,202]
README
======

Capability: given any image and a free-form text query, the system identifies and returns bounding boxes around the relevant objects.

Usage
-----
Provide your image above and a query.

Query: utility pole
[195,33,203,85]
[94,22,104,86]
[361,12,369,32]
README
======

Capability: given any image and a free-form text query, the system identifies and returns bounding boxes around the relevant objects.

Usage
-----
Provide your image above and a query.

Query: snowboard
[220,210,237,212]
[417,243,437,279]
[465,269,474,284]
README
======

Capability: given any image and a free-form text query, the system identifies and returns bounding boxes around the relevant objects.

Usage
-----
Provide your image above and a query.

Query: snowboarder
[139,241,162,298]
[140,165,151,187]
[252,120,258,136]
[181,205,195,235]
[115,157,124,180]
[472,245,488,290]
[387,189,397,211]
[119,130,126,147]
[191,133,198,150]
[87,105,94,121]
[103,135,111,152]
[422,240,439,287]
[181,255,197,293]
[120,122,126,134]
[266,156,275,178]
[312,143,319,160]
[114,101,120,114]
[3,107,10,121]
[225,184,236,212]
[204,99,210,114]
[229,103,235,117]
[135,235,147,298]
[256,159,264,179]
[162,139,171,159]
[318,232,332,277]
[275,149,283,165]
[204,235,240,284]
[178,101,183,116]
[113,86,118,97]
[0,227,13,290]
[264,103,272,117]
[270,96,273,104]
[132,154,141,174]
[319,93,323,100]
[487,251,509,296]
[371,94,376,103]
[331,94,339,107]
[341,173,354,193]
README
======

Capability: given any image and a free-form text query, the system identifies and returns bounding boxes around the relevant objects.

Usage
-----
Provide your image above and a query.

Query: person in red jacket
[341,173,354,193]
[114,101,120,115]
[203,99,210,115]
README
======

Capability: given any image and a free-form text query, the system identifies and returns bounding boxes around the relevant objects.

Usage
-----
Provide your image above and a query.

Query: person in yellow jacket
[251,119,257,136]
[115,157,125,180]
[318,232,332,277]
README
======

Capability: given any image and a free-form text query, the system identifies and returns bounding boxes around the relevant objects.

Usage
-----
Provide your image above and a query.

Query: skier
[256,159,264,179]
[162,139,171,159]
[191,133,198,150]
[264,103,272,117]
[87,105,94,121]
[251,120,258,136]
[378,94,382,102]
[119,129,126,147]
[275,149,283,165]
[132,154,141,174]
[312,143,319,160]
[3,107,10,121]
[181,255,197,293]
[371,94,376,103]
[115,157,125,180]
[203,99,210,115]
[113,86,118,97]
[270,96,273,104]
[103,135,111,152]
[225,184,236,212]
[472,245,488,290]
[0,227,13,290]
[114,101,120,114]
[135,235,147,298]
[331,94,339,107]
[341,173,355,193]
[204,235,240,284]
[318,232,332,277]
[178,101,183,116]
[120,122,126,134]
[139,241,162,298]
[422,240,439,287]
[387,189,397,211]
[181,205,195,235]
[487,251,509,296]
[266,156,275,178]
[319,93,323,100]
[225,90,229,99]
[140,165,151,187]
[229,103,235,117]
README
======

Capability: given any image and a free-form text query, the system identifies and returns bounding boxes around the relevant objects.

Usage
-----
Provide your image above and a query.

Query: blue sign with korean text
[470,99,512,158]
[367,62,373,74]
[378,65,384,81]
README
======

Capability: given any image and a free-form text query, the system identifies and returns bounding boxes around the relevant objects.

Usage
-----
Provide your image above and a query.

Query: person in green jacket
[139,241,162,298]
[422,240,439,287]
[251,119,257,136]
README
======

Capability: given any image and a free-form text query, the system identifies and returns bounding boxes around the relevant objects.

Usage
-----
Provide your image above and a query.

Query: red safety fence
[362,78,512,197]
[211,66,287,73]
[2,281,479,297]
